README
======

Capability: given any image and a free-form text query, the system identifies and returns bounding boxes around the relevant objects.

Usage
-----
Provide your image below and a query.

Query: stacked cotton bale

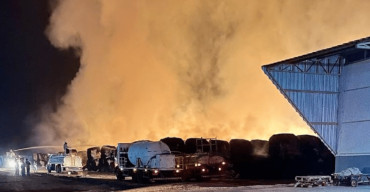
[296,135,321,175]
[229,139,253,178]
[246,140,271,179]
[316,138,335,175]
[77,151,88,168]
[32,153,49,167]
[226,134,334,179]
[99,145,116,172]
[212,140,230,157]
[295,135,334,176]
[268,134,301,179]
[86,146,101,171]
[251,140,269,157]
[160,137,185,153]
[184,138,210,153]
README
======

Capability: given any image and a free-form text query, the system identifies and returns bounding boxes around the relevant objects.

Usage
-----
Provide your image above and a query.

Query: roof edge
[264,36,370,67]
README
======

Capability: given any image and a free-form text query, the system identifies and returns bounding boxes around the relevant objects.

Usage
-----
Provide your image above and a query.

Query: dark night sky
[0,0,80,152]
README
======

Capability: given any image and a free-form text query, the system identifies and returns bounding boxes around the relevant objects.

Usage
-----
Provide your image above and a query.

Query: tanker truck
[115,141,183,182]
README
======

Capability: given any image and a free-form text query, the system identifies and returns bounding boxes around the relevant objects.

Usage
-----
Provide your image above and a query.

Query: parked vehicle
[332,167,370,187]
[181,138,228,181]
[46,149,83,173]
[115,138,228,183]
[115,141,183,182]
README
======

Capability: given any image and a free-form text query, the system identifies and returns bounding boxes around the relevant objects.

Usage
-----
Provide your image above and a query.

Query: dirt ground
[1,168,370,192]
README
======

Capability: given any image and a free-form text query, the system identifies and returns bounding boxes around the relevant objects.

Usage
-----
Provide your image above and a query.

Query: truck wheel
[181,171,190,182]
[56,165,61,173]
[351,179,358,187]
[137,171,144,183]
[132,173,138,182]
[195,174,203,182]
[116,172,124,181]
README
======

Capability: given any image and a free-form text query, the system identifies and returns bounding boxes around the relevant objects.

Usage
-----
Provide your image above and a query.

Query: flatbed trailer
[332,173,370,187]
[294,175,332,187]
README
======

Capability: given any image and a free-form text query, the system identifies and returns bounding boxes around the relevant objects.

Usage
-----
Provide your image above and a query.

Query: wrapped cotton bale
[212,140,230,157]
[297,135,322,175]
[229,139,253,177]
[230,139,253,163]
[87,147,101,171]
[77,151,88,167]
[251,139,268,157]
[33,153,48,167]
[269,134,300,159]
[184,138,210,153]
[99,145,116,172]
[160,137,185,153]
[317,139,335,175]
[268,134,301,179]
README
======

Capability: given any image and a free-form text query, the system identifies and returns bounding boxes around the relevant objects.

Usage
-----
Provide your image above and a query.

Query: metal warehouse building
[263,37,370,172]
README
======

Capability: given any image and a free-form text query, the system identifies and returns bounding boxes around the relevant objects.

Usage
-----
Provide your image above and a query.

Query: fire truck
[46,148,83,173]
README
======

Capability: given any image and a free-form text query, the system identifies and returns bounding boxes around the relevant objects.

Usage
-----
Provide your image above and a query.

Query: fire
[34,0,370,146]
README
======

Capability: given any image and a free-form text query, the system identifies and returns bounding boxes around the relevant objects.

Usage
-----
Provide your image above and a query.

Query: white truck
[115,141,183,182]
[46,149,83,173]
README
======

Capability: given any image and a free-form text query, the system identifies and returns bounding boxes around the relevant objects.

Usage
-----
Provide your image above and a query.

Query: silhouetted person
[25,159,31,176]
[64,142,69,154]
[14,158,19,176]
[20,159,25,176]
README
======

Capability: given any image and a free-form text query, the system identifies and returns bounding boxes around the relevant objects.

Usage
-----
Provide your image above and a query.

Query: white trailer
[115,141,183,182]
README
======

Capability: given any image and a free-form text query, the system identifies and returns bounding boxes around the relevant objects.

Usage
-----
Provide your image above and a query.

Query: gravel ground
[121,184,370,192]
[1,168,370,192]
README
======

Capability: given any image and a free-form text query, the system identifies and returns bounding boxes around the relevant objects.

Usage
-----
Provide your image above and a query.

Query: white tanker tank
[115,140,183,182]
[128,141,173,168]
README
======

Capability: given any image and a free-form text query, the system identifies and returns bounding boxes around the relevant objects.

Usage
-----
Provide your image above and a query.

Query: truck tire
[132,172,138,182]
[47,165,51,173]
[137,171,144,183]
[351,179,358,187]
[116,171,124,181]
[56,164,61,173]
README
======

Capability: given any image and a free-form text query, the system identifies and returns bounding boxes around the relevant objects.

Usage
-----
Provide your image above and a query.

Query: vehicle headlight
[222,162,226,165]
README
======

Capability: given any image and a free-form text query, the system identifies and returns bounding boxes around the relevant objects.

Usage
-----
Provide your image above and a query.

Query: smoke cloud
[36,0,370,146]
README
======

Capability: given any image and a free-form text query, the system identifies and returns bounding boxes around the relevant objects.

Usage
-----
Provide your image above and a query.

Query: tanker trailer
[115,141,183,182]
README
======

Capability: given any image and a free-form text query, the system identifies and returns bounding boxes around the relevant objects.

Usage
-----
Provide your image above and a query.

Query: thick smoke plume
[36,0,370,146]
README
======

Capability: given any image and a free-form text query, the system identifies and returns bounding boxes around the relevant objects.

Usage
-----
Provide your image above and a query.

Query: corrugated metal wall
[337,59,370,155]
[263,57,341,154]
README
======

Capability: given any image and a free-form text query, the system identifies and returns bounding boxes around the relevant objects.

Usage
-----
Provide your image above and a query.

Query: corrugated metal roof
[262,46,349,155]
[265,36,370,67]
